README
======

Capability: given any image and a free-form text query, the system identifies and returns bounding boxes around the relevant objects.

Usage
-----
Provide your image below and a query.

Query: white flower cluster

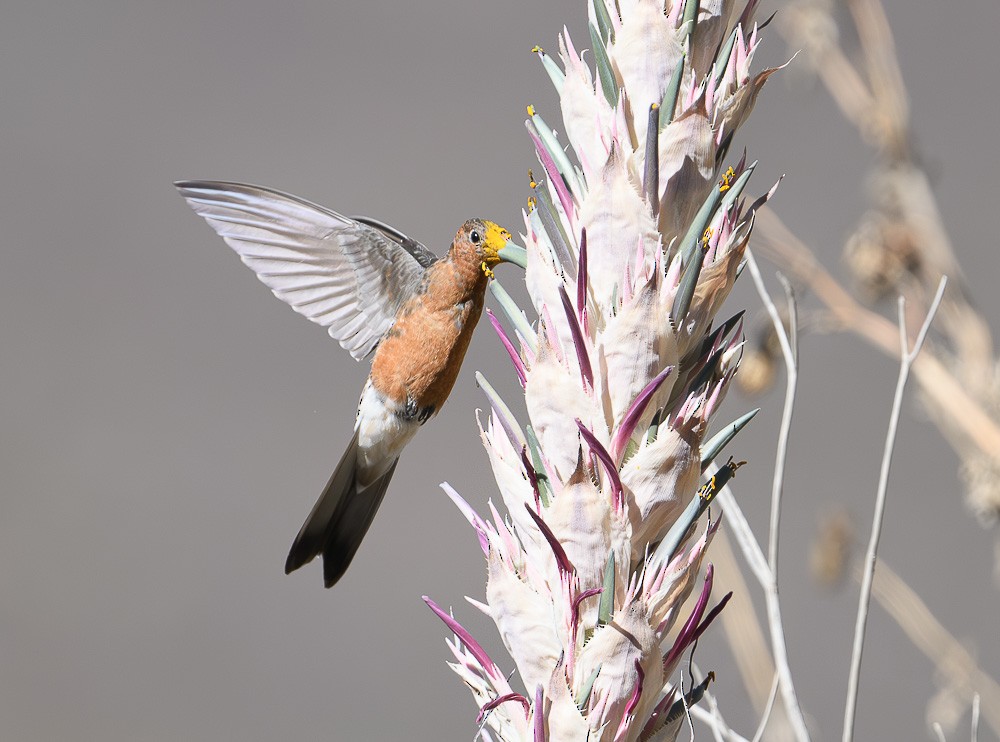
[428,1,780,739]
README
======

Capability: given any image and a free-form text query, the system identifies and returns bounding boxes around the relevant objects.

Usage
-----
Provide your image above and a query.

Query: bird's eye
[470,230,481,245]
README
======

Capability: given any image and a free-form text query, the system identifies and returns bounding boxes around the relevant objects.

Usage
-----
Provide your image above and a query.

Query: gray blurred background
[1,1,997,739]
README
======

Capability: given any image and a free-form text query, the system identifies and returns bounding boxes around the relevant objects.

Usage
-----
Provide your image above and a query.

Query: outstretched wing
[176,180,434,360]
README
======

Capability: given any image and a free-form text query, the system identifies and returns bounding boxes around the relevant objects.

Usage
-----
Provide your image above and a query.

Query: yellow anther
[527,104,536,117]
[528,169,538,189]
[531,45,545,54]
[701,227,713,249]
[698,456,746,503]
[481,262,495,279]
[527,196,537,212]
[718,166,736,192]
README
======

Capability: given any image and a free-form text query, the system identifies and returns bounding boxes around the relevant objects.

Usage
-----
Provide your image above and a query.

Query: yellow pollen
[527,196,537,212]
[697,457,746,503]
[527,104,536,117]
[719,166,736,192]
[481,261,495,279]
[531,45,544,54]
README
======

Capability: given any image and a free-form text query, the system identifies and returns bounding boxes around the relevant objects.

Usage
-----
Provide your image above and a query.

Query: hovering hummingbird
[176,180,522,587]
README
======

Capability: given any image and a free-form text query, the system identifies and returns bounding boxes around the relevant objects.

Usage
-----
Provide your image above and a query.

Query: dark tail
[285,431,399,587]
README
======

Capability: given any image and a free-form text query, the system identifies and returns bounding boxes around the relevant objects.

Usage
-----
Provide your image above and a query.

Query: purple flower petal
[575,419,623,509]
[441,482,490,555]
[423,596,501,683]
[611,366,673,461]
[527,124,574,223]
[577,228,588,328]
[614,659,645,742]
[626,658,645,718]
[572,587,603,625]
[533,685,546,742]
[477,693,531,724]
[688,591,733,647]
[524,503,574,576]
[739,0,761,30]
[487,309,527,386]
[638,687,677,741]
[558,284,594,390]
[663,564,714,671]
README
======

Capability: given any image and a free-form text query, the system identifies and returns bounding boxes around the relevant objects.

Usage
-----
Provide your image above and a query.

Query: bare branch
[751,674,780,742]
[689,705,751,742]
[842,278,947,742]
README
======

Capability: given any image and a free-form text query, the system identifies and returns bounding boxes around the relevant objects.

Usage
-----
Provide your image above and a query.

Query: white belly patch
[354,381,420,486]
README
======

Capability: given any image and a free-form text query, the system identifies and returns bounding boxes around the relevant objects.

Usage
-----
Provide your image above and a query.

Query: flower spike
[436,0,776,735]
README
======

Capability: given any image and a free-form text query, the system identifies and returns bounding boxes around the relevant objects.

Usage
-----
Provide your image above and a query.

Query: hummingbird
[176,180,522,587]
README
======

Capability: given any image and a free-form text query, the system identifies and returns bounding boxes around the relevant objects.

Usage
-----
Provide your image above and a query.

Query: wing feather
[176,181,433,360]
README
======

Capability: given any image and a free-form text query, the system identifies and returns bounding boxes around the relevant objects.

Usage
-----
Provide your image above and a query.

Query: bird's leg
[401,394,435,425]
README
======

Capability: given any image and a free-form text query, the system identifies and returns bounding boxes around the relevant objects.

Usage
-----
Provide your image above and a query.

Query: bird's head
[452,219,525,279]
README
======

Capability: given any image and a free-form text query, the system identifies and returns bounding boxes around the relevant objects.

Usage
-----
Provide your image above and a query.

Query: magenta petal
[441,482,490,555]
[625,658,644,718]
[611,366,673,461]
[638,687,677,741]
[527,124,574,222]
[488,309,527,386]
[423,596,500,682]
[558,285,594,390]
[575,419,623,508]
[688,591,733,646]
[477,693,531,724]
[572,587,603,626]
[533,685,546,742]
[739,0,761,29]
[524,503,575,575]
[577,228,588,326]
[663,564,714,670]
[614,659,645,741]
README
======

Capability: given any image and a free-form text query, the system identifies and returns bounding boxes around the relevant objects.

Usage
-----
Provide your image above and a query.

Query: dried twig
[735,252,811,741]
[751,674,781,742]
[842,278,947,741]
